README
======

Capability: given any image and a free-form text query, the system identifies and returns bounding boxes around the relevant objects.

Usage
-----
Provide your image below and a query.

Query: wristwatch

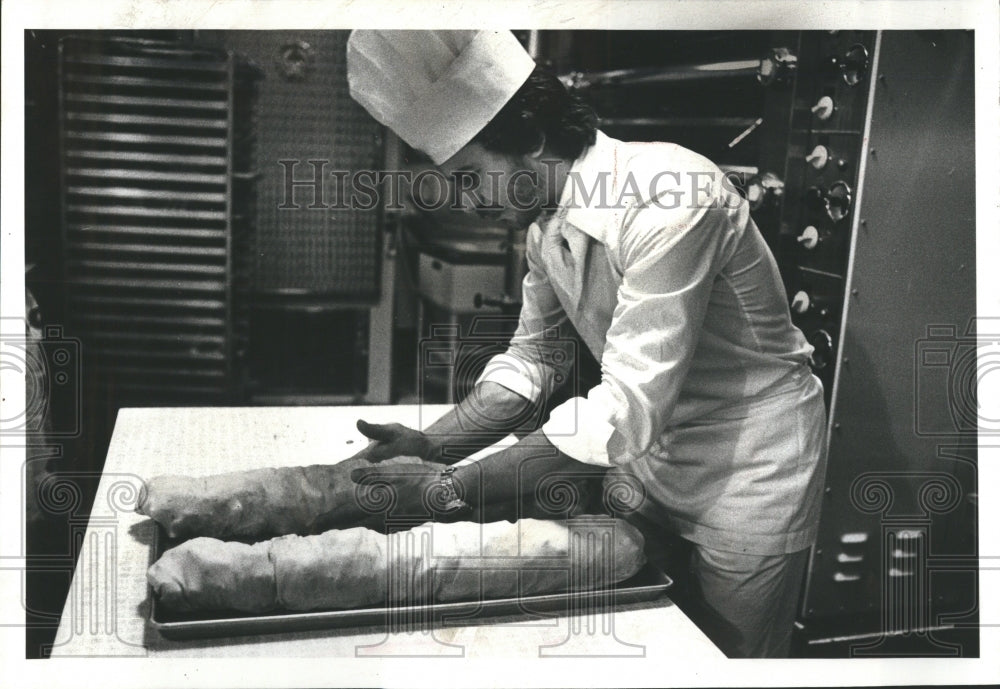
[438,466,472,516]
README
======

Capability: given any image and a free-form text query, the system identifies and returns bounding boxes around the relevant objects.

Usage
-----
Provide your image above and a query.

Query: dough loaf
[136,456,441,540]
[148,518,646,613]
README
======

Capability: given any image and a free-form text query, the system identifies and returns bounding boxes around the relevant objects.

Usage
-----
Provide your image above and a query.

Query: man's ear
[527,133,547,159]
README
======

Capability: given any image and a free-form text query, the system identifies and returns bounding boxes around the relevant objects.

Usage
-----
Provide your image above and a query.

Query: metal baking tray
[147,527,673,641]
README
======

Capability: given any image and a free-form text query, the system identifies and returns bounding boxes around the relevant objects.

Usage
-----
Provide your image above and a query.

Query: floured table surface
[50,405,723,659]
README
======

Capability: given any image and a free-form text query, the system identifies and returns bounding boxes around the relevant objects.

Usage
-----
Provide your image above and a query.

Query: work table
[50,405,723,659]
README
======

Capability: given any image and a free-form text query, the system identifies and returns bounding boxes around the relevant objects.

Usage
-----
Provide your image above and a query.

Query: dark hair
[472,66,598,160]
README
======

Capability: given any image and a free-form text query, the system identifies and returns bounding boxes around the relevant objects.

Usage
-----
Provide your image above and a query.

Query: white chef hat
[347,30,536,165]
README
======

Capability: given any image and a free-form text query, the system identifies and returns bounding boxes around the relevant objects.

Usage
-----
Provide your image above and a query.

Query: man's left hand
[351,420,438,463]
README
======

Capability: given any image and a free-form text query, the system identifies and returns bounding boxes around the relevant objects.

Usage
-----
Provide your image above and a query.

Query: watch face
[435,470,464,514]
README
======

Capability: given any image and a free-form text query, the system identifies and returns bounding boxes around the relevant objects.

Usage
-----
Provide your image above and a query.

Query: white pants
[628,515,810,658]
[684,543,809,658]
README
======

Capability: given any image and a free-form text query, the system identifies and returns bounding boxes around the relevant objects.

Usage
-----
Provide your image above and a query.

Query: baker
[345,29,828,658]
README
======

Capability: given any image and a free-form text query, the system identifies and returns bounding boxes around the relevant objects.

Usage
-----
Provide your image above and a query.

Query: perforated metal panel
[218,31,383,298]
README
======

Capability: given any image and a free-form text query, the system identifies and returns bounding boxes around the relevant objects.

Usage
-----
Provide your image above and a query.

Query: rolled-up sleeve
[542,195,742,466]
[475,223,575,403]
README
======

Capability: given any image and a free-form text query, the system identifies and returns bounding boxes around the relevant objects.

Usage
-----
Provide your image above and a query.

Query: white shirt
[477,132,829,555]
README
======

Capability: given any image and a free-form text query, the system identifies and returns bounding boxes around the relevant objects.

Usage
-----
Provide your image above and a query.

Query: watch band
[439,466,470,513]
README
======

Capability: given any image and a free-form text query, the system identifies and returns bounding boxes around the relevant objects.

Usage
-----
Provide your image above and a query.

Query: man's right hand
[352,419,439,463]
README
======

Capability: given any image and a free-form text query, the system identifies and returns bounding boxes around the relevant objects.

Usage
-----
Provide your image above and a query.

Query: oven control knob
[806,144,830,170]
[804,183,852,222]
[841,44,870,86]
[791,290,812,314]
[746,172,785,211]
[758,47,798,85]
[797,225,821,250]
[810,96,835,120]
[826,180,853,222]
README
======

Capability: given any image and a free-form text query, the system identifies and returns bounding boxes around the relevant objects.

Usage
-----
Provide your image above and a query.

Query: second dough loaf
[149,518,647,613]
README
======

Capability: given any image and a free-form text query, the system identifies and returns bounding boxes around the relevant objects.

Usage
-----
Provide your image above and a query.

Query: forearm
[452,428,607,510]
[423,381,545,463]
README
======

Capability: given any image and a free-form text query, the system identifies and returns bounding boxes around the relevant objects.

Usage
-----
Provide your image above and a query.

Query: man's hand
[352,419,438,463]
[349,462,450,520]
